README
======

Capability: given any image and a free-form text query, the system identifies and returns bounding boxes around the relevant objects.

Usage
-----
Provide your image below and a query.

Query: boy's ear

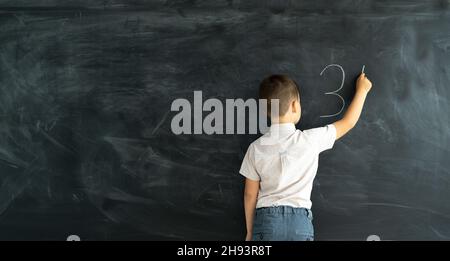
[292,99,298,112]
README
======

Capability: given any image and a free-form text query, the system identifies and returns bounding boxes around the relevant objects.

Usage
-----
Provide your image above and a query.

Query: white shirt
[239,123,336,209]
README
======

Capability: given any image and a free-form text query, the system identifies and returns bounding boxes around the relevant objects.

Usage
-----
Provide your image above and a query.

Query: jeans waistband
[256,206,312,218]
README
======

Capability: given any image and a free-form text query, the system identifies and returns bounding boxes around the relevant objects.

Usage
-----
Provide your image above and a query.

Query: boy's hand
[245,233,252,241]
[356,73,372,94]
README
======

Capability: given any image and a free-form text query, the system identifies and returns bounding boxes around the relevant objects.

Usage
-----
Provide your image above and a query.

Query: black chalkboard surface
[1,0,450,240]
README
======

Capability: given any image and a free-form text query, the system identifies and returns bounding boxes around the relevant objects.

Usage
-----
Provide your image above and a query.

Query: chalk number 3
[319,64,346,118]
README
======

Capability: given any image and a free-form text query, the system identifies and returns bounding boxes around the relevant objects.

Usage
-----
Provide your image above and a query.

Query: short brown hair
[259,74,300,116]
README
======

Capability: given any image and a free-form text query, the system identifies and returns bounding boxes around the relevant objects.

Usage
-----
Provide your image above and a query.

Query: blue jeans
[252,206,314,241]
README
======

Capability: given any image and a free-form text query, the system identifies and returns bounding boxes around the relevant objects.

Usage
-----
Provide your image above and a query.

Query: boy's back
[240,123,336,209]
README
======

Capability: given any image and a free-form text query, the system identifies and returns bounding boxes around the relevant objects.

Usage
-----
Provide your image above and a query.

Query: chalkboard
[1,0,450,240]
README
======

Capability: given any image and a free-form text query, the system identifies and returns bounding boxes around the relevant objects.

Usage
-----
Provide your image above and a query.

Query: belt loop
[307,209,313,219]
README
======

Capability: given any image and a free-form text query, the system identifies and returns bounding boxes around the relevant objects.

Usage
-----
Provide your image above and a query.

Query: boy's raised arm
[333,73,372,140]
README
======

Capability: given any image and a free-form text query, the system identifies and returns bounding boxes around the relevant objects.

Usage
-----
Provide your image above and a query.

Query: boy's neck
[272,116,295,125]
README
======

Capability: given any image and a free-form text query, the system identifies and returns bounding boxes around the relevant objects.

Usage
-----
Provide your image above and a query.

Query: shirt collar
[269,123,296,135]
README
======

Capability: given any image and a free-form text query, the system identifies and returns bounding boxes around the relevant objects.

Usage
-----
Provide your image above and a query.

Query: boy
[240,73,372,241]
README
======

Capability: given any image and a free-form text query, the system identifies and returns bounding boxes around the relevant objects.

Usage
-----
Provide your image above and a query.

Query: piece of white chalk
[362,65,365,74]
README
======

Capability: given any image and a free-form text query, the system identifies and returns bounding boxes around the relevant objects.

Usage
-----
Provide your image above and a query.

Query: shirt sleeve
[303,124,337,154]
[239,145,260,181]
